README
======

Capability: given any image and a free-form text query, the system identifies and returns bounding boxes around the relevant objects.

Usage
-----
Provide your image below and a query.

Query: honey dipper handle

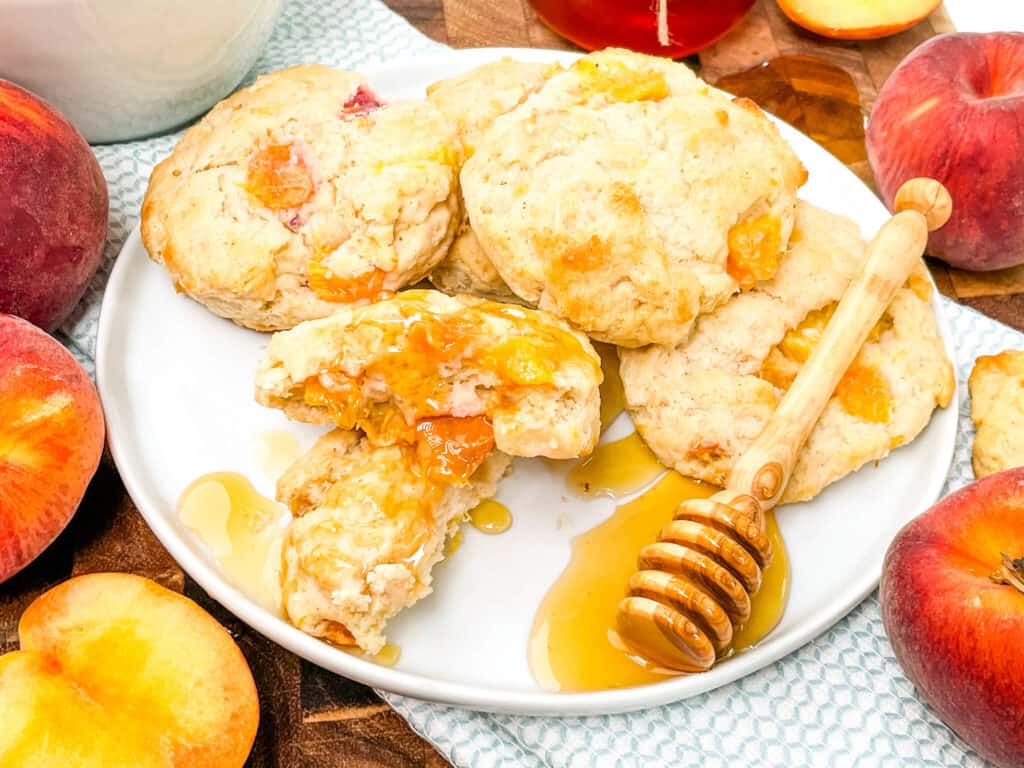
[726,178,951,510]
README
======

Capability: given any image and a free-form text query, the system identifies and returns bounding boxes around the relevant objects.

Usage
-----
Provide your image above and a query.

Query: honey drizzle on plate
[567,432,664,499]
[595,342,626,430]
[254,429,302,481]
[178,472,291,613]
[530,471,790,692]
[469,499,513,534]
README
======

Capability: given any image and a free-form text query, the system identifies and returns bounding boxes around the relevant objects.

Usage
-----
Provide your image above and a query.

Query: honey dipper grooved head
[893,178,952,232]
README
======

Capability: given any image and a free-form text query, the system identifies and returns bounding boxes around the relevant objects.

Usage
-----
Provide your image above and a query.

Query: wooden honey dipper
[615,178,953,672]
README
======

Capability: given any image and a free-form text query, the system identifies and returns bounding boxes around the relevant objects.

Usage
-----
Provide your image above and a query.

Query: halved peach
[0,314,104,583]
[775,0,941,40]
[0,573,259,767]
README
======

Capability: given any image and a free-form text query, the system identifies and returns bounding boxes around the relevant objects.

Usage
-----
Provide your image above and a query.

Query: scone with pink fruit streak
[142,64,460,331]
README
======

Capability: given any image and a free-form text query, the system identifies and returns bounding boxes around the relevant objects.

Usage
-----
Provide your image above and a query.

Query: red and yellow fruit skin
[0,314,104,583]
[0,79,108,331]
[867,32,1024,271]
[880,468,1024,768]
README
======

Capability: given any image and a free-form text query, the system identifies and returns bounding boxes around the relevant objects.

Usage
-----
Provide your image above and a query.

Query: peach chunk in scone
[141,65,460,331]
[0,573,258,768]
[278,429,510,653]
[254,289,603,461]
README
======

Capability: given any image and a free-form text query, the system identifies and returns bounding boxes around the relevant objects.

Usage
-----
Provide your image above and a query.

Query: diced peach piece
[307,261,386,303]
[836,363,892,423]
[0,573,259,767]
[0,314,104,583]
[415,416,495,483]
[726,213,782,290]
[245,142,314,210]
[775,0,941,40]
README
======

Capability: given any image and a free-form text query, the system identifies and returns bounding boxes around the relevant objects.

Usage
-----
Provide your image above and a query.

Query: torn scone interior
[279,430,510,653]
[255,289,603,464]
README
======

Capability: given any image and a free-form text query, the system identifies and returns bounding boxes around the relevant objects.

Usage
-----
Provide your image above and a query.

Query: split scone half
[620,202,955,503]
[255,289,602,461]
[426,58,553,301]
[279,429,510,653]
[970,350,1024,478]
[142,65,460,331]
[461,48,807,347]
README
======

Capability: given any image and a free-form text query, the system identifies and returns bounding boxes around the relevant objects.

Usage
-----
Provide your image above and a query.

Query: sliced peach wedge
[775,0,941,40]
[0,573,259,767]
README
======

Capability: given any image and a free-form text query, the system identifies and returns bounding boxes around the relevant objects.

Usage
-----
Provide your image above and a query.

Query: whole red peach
[867,32,1024,271]
[0,314,104,582]
[881,468,1024,768]
[0,80,108,331]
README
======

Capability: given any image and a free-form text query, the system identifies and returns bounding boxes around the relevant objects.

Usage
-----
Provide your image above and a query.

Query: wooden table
[2,2,1021,766]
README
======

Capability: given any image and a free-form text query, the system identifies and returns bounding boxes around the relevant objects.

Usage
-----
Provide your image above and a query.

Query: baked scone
[461,48,807,347]
[425,58,552,301]
[970,350,1024,478]
[279,429,510,653]
[620,202,955,503]
[255,289,602,459]
[141,65,460,331]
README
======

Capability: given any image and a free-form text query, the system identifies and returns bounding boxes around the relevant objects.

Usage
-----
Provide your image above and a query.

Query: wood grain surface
[1,2,1018,766]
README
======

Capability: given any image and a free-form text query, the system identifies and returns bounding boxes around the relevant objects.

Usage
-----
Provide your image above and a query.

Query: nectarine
[776,0,940,40]
[881,468,1024,768]
[868,33,1024,271]
[0,79,108,331]
[0,573,259,767]
[0,314,103,583]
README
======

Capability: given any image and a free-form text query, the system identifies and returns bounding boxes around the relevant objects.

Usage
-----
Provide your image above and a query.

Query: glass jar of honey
[529,0,755,58]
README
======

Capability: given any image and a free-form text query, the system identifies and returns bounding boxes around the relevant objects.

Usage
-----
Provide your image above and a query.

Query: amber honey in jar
[529,0,754,58]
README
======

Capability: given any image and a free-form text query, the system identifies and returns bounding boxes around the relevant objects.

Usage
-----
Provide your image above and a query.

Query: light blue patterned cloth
[62,1,1018,765]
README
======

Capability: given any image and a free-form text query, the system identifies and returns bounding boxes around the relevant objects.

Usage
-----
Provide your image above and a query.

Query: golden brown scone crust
[142,65,460,330]
[461,49,807,347]
[620,202,955,503]
[426,58,552,301]
[970,350,1024,478]
[254,289,602,459]
[279,429,509,653]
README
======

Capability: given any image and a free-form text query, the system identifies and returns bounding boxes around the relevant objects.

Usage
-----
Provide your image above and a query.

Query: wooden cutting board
[1,3,1019,767]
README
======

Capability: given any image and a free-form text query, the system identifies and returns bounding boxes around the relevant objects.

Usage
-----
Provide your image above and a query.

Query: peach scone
[255,289,602,459]
[425,58,552,301]
[461,48,807,347]
[141,65,460,331]
[969,350,1024,478]
[620,202,955,502]
[279,429,509,653]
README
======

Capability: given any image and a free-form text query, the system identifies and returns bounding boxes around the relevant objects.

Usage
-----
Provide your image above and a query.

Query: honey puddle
[595,342,626,430]
[179,472,291,613]
[371,644,402,667]
[568,432,664,499]
[530,471,790,692]
[470,499,513,534]
[444,527,464,556]
[255,429,302,481]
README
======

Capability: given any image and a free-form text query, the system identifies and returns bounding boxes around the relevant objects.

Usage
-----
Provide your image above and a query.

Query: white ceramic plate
[96,47,958,716]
